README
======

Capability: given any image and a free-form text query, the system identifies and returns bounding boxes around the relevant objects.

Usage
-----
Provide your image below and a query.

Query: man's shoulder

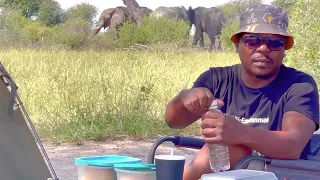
[281,65,317,85]
[192,64,241,89]
[208,64,241,76]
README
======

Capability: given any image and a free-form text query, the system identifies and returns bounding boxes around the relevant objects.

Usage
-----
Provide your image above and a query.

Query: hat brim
[231,23,294,50]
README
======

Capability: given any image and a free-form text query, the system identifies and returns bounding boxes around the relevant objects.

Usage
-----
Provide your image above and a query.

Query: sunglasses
[242,35,286,51]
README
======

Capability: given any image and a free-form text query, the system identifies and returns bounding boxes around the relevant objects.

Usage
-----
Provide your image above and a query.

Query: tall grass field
[0,48,241,143]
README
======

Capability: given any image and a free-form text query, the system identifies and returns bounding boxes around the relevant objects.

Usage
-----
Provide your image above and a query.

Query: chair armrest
[147,136,205,164]
[235,155,272,170]
[174,136,205,149]
[269,159,320,171]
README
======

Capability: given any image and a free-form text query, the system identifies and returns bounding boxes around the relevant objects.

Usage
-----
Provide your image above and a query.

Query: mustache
[252,54,273,62]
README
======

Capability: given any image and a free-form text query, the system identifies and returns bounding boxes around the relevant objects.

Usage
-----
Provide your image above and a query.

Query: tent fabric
[0,62,55,180]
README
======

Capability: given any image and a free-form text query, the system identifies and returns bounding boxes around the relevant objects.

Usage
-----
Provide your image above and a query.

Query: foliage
[0,9,29,47]
[285,0,320,85]
[2,0,42,18]
[65,2,98,26]
[117,16,191,47]
[37,0,66,27]
[22,21,54,44]
[55,18,92,50]
[271,0,297,13]
[218,0,263,20]
[218,0,263,52]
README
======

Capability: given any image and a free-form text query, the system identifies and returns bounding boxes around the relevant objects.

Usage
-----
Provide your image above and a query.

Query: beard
[255,74,274,79]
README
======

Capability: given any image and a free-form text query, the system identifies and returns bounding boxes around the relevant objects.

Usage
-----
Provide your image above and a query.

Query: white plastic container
[201,169,278,180]
[74,155,142,180]
[115,168,156,180]
[76,164,117,180]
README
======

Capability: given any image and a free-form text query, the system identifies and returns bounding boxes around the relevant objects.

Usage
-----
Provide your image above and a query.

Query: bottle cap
[209,100,218,111]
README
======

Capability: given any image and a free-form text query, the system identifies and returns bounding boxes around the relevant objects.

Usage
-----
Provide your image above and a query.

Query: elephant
[150,6,190,24]
[188,6,226,51]
[140,7,153,16]
[92,6,130,36]
[92,6,153,36]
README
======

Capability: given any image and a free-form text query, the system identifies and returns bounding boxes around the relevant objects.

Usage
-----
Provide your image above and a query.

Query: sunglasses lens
[267,38,286,51]
[244,36,263,49]
[244,35,286,51]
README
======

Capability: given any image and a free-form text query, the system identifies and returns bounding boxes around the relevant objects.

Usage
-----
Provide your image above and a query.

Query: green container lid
[114,163,156,172]
[74,155,142,167]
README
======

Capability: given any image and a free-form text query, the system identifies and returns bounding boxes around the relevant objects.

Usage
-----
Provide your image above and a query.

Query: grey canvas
[0,62,56,180]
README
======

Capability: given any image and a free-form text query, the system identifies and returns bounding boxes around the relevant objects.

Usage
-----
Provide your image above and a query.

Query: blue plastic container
[74,155,142,180]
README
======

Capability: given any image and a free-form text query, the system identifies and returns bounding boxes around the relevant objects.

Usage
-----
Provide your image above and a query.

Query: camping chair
[147,134,320,179]
[0,62,58,180]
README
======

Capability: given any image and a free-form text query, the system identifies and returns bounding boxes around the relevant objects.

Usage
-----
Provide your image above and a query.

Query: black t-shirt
[192,64,319,159]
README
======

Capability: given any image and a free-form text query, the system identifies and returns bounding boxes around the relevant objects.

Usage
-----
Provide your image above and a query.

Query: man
[165,4,319,180]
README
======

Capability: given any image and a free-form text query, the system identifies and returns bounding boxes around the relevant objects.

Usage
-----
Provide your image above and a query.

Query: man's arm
[242,111,316,159]
[241,75,319,159]
[165,89,206,129]
[166,69,216,129]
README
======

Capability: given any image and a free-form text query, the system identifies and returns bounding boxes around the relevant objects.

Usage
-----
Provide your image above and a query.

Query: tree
[37,0,65,27]
[285,0,319,85]
[218,0,263,51]
[271,0,297,13]
[218,0,263,20]
[2,0,43,18]
[65,2,98,26]
[123,0,143,27]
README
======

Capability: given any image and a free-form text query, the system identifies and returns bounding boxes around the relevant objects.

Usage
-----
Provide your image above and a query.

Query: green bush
[56,19,92,50]
[0,9,29,48]
[117,16,191,47]
[220,19,240,52]
[285,0,320,85]
[22,21,55,45]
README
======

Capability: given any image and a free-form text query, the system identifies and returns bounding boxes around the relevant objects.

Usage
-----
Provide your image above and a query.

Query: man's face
[237,33,286,79]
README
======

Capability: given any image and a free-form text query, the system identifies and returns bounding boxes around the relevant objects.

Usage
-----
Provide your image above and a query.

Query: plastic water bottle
[207,100,230,173]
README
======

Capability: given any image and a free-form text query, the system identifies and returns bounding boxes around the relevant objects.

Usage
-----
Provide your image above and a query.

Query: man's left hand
[200,110,247,146]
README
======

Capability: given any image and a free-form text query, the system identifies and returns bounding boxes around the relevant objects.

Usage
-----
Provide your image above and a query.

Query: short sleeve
[283,75,320,131]
[192,69,214,91]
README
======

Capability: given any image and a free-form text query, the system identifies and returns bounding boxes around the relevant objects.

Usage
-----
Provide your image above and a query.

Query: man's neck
[241,67,280,89]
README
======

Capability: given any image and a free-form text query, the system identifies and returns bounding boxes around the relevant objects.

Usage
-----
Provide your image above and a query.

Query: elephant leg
[216,35,222,50]
[199,32,205,48]
[192,28,201,46]
[208,34,216,52]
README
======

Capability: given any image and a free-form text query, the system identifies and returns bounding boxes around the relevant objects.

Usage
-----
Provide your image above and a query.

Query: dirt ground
[44,137,200,180]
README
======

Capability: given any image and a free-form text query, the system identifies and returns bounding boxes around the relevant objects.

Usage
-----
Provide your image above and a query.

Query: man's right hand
[165,87,223,129]
[180,87,216,115]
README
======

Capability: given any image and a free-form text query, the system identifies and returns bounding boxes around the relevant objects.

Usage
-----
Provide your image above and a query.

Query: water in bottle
[208,100,230,173]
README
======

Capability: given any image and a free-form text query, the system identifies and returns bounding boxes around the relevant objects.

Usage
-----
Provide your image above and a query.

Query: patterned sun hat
[231,4,294,50]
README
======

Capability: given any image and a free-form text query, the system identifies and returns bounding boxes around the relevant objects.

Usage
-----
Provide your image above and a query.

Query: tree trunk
[123,0,143,27]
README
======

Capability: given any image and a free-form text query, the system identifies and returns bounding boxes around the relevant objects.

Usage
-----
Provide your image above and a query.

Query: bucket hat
[231,4,294,50]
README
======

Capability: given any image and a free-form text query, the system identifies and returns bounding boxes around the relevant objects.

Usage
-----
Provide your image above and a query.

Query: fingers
[204,88,214,109]
[216,99,225,109]
[182,87,225,114]
[200,117,223,128]
[201,110,223,121]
